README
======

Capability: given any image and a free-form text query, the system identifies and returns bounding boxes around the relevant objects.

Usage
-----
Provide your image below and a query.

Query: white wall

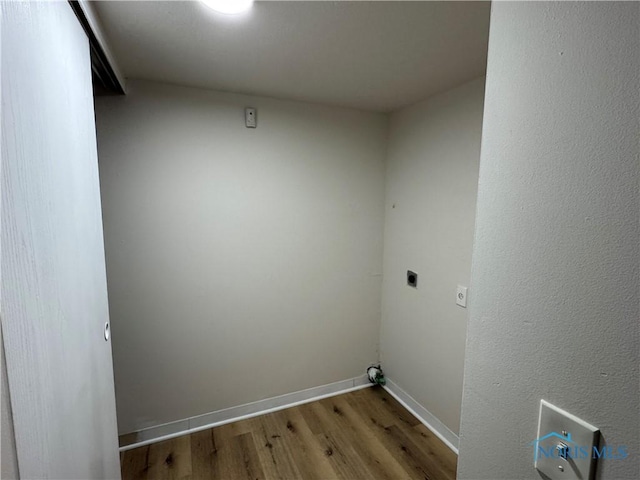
[380,78,484,437]
[458,2,639,479]
[95,80,387,434]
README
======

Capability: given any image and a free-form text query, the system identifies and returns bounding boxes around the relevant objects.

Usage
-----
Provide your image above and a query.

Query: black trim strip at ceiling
[68,1,125,95]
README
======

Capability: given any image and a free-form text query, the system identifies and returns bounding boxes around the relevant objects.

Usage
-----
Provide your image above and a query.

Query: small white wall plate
[533,400,600,480]
[456,285,467,307]
[245,107,257,128]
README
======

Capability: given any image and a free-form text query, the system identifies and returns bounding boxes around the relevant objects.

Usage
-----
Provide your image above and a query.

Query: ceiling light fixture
[200,0,254,15]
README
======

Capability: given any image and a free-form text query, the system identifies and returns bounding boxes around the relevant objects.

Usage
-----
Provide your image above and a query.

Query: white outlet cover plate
[245,107,256,128]
[533,400,600,480]
[456,285,467,307]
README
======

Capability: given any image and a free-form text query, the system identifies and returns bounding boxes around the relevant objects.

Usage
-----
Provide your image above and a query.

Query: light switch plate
[533,400,600,480]
[456,285,467,307]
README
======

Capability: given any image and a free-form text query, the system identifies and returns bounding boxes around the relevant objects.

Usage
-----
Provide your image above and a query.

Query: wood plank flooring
[120,386,457,480]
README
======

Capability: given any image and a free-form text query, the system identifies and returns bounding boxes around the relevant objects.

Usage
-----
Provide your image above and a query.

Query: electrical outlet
[407,270,418,288]
[456,285,467,307]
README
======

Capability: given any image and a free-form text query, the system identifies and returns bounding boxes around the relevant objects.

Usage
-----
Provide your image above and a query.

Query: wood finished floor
[120,386,457,480]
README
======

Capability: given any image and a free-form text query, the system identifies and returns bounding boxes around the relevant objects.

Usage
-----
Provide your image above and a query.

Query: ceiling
[94,1,490,112]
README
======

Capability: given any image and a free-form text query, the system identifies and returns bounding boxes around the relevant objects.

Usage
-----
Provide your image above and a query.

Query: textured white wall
[95,80,387,434]
[380,78,484,436]
[458,2,639,479]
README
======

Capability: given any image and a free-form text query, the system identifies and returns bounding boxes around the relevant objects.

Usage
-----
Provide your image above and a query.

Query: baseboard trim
[382,378,459,454]
[119,375,372,451]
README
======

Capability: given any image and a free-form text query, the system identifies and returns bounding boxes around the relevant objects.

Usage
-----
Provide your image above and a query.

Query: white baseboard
[119,375,372,451]
[382,377,459,454]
